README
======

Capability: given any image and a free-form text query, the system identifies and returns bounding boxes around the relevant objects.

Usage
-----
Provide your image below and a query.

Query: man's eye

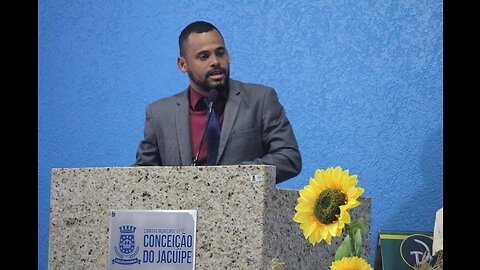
[198,54,209,60]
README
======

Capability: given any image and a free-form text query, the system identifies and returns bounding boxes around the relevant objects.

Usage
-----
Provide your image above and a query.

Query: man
[134,21,301,184]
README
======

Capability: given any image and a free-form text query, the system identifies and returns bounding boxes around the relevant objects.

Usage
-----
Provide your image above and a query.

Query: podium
[48,165,371,269]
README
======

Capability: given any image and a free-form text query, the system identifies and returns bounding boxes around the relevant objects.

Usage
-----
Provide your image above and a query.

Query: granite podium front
[48,165,371,269]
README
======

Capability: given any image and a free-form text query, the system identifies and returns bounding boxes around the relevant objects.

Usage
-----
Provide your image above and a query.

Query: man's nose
[210,55,220,67]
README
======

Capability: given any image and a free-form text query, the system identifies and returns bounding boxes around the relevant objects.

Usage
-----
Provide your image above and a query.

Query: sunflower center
[313,188,346,224]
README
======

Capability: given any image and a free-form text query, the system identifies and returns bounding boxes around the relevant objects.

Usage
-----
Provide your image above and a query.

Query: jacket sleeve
[133,105,162,166]
[243,88,302,184]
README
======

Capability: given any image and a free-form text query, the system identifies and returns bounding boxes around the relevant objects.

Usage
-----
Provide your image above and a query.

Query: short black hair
[178,21,223,56]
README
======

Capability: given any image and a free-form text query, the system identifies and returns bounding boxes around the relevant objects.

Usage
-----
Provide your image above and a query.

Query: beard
[187,66,230,92]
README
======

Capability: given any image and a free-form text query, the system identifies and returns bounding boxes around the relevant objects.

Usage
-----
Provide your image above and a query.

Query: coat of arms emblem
[112,225,141,265]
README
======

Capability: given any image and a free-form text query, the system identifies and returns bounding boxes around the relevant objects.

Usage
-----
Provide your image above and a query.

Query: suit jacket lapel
[217,82,241,163]
[175,90,192,165]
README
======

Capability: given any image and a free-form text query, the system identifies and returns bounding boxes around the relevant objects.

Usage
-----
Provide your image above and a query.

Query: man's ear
[177,56,187,73]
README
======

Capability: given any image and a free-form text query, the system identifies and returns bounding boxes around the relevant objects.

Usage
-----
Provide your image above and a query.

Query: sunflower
[293,166,364,245]
[330,256,373,270]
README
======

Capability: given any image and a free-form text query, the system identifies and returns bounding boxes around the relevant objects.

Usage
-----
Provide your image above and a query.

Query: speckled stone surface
[49,165,371,269]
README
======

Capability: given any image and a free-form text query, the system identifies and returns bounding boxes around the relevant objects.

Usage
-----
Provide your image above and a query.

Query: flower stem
[346,224,356,256]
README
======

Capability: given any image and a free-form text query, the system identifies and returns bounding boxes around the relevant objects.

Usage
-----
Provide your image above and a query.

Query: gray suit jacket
[134,79,301,183]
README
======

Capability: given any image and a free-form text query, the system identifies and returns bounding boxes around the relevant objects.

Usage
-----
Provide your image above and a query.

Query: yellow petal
[319,225,328,240]
[339,211,351,224]
[293,212,312,223]
[330,256,373,270]
[310,177,322,190]
[352,187,365,198]
[299,186,317,202]
[305,221,318,237]
[325,234,332,245]
[311,226,323,243]
[329,222,339,237]
[295,205,313,212]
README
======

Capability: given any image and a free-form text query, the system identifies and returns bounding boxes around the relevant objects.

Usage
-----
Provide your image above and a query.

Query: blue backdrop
[38,1,443,269]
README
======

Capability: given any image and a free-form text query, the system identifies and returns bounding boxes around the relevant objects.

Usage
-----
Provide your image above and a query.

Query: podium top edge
[51,164,277,171]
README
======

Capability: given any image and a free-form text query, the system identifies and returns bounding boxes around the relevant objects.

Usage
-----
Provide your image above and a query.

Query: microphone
[191,89,219,166]
[208,88,219,103]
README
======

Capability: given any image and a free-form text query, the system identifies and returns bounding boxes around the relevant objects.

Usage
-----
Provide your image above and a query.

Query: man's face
[177,30,230,95]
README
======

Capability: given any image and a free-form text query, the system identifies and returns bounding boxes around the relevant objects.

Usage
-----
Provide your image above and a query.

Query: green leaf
[353,228,362,256]
[351,218,367,234]
[334,234,353,261]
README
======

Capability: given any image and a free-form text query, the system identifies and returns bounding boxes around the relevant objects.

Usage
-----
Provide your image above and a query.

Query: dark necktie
[205,98,220,165]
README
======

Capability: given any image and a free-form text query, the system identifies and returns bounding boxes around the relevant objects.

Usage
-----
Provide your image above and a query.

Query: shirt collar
[189,86,205,111]
[189,86,228,111]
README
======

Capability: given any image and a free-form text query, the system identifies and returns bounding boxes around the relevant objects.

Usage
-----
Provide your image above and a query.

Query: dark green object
[374,230,436,270]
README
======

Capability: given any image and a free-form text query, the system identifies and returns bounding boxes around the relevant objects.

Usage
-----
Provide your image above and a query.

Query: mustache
[206,67,226,77]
